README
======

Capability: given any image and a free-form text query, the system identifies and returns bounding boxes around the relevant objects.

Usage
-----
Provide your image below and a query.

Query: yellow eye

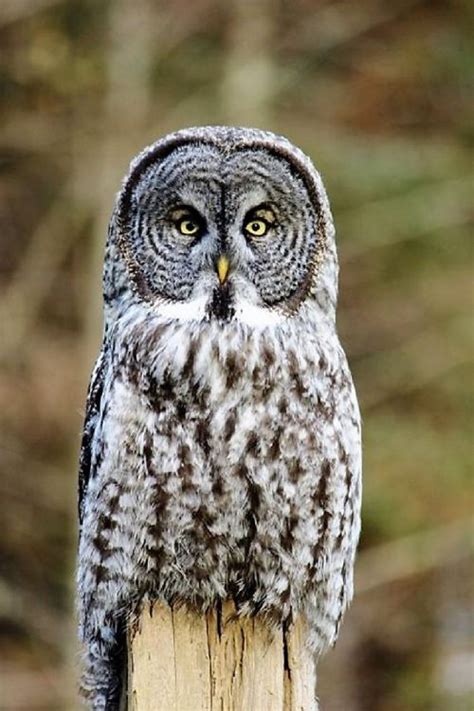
[244,219,268,237]
[178,219,200,236]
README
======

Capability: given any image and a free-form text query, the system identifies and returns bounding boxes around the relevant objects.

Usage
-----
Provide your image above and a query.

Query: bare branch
[0,0,63,27]
[340,175,473,260]
[0,189,87,362]
[356,519,473,594]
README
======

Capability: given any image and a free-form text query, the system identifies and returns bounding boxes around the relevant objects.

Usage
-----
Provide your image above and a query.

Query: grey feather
[77,126,362,710]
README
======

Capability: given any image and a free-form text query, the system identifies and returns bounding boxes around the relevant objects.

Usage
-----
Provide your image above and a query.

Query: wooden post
[126,601,318,711]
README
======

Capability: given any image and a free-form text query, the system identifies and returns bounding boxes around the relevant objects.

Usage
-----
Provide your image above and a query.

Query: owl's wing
[78,346,108,528]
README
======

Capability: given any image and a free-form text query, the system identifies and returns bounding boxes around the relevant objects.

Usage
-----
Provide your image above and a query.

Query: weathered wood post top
[127,601,318,711]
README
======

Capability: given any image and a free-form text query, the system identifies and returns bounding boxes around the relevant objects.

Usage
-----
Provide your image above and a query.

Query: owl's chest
[114,318,343,478]
[135,328,336,475]
[103,322,354,577]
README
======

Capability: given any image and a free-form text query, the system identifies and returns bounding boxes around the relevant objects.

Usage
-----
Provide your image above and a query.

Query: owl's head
[105,127,338,327]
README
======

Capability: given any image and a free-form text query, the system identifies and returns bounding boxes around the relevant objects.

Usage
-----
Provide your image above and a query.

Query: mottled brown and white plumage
[77,126,362,709]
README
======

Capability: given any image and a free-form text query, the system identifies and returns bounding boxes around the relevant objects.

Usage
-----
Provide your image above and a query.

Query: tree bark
[127,600,318,711]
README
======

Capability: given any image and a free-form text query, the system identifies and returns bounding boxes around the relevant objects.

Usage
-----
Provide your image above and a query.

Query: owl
[77,126,362,709]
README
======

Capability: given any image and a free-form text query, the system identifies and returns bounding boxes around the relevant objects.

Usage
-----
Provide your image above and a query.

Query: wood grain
[127,601,318,710]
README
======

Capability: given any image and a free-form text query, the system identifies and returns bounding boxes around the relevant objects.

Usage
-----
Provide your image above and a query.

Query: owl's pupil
[179,218,199,235]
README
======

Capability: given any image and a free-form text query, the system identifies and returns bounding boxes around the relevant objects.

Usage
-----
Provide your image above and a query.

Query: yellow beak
[216,255,230,284]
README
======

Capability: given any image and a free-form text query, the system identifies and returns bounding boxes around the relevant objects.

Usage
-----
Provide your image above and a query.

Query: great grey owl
[77,126,362,709]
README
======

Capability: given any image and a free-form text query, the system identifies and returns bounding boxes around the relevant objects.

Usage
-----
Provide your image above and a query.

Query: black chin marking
[208,283,235,322]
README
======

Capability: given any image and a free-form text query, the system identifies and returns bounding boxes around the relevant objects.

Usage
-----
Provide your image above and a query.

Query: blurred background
[0,0,472,709]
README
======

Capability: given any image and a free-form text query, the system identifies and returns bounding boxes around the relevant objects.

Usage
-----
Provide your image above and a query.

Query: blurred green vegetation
[0,1,472,709]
